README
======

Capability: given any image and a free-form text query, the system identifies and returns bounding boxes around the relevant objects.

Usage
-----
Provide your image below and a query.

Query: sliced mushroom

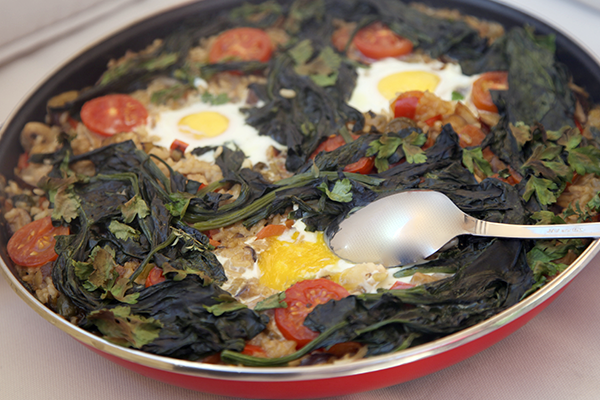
[20,122,59,154]
[385,117,417,133]
[47,90,79,108]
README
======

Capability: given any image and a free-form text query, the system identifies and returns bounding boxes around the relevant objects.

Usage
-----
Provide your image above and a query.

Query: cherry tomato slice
[80,94,148,137]
[309,135,347,159]
[425,114,443,127]
[471,71,508,113]
[343,156,375,174]
[241,344,267,357]
[256,224,287,239]
[7,216,69,268]
[17,152,29,170]
[145,266,166,288]
[353,22,413,60]
[331,26,351,52]
[391,91,423,119]
[390,281,416,290]
[309,133,363,159]
[574,118,584,134]
[325,342,363,357]
[170,139,189,153]
[275,279,350,348]
[457,124,487,148]
[209,27,273,64]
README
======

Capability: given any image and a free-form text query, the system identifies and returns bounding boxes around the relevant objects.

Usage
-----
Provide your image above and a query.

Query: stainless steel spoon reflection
[327,190,600,267]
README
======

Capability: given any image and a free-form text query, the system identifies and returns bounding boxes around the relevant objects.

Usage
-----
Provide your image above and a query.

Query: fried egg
[253,220,392,293]
[148,99,284,165]
[348,58,479,114]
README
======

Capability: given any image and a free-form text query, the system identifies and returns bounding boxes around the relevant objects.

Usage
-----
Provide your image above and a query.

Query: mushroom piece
[20,122,60,154]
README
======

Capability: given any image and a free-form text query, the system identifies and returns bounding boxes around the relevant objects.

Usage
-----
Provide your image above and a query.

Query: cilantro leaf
[52,188,81,223]
[451,91,464,101]
[310,72,339,87]
[523,176,558,205]
[86,246,118,292]
[462,147,493,177]
[587,193,600,212]
[530,211,565,225]
[201,92,229,105]
[110,277,140,304]
[293,45,342,87]
[151,84,192,105]
[166,191,194,217]
[289,39,313,65]
[77,246,139,304]
[509,122,532,147]
[204,301,248,317]
[254,292,287,311]
[557,127,583,150]
[108,220,140,241]
[318,178,352,203]
[367,133,426,172]
[567,145,600,175]
[87,306,162,348]
[401,132,427,164]
[119,195,150,224]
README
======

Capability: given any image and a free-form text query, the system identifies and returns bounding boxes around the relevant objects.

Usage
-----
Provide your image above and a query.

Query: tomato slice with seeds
[80,94,148,137]
[353,22,413,60]
[471,71,508,113]
[7,216,69,268]
[209,27,273,64]
[275,279,350,348]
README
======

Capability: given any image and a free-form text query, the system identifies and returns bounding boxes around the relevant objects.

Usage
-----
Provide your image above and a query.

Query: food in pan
[3,0,600,367]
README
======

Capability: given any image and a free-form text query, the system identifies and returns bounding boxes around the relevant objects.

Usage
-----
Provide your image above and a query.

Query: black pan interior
[2,0,600,270]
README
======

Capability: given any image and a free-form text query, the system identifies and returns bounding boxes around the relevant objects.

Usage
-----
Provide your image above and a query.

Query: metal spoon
[327,190,600,267]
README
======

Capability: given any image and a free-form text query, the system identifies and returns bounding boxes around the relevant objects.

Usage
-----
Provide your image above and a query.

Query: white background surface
[3,0,600,399]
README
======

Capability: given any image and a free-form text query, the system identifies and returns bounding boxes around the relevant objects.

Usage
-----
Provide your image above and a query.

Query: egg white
[348,58,480,114]
[148,99,284,165]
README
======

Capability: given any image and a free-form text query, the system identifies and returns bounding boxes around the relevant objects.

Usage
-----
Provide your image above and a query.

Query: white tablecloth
[2,0,600,399]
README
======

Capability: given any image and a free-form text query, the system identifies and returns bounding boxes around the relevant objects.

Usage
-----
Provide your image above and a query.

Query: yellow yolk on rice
[258,232,341,291]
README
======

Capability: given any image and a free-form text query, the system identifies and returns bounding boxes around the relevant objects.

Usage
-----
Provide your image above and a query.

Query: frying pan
[2,0,600,398]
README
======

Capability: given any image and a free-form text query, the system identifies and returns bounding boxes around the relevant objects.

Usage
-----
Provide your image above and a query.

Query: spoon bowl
[328,190,600,267]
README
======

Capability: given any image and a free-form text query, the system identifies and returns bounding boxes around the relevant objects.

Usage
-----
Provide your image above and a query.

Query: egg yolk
[258,232,341,291]
[377,71,440,100]
[178,111,229,138]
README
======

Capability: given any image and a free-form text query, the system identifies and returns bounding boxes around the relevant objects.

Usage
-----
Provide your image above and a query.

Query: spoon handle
[469,218,600,239]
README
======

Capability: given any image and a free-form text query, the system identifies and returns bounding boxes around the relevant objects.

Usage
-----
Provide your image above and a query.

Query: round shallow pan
[2,0,600,398]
